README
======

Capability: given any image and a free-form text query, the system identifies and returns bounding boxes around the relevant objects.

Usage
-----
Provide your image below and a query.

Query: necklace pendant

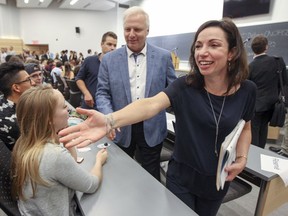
[206,90,226,158]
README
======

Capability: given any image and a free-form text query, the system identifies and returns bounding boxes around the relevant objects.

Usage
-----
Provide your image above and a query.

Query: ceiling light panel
[16,0,53,8]
[87,0,115,11]
[59,0,115,11]
[112,0,130,3]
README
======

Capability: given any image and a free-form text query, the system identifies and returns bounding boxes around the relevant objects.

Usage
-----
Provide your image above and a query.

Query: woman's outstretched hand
[59,108,107,148]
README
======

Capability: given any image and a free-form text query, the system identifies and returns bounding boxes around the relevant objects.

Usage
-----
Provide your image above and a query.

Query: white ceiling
[14,0,138,11]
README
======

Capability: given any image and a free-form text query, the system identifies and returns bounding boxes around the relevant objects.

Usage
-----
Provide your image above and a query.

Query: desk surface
[76,138,197,216]
[245,144,284,182]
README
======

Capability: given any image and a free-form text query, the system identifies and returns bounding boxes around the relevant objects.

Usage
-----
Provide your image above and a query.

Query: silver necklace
[206,90,226,157]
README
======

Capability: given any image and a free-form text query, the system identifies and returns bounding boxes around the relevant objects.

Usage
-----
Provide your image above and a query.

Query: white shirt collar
[253,53,266,59]
[126,43,147,58]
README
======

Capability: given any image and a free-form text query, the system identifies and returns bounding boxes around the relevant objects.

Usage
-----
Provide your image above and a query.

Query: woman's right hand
[96,148,108,166]
[59,108,107,148]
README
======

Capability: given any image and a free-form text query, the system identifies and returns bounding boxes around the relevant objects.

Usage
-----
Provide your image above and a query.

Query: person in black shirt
[248,35,287,148]
[75,31,117,109]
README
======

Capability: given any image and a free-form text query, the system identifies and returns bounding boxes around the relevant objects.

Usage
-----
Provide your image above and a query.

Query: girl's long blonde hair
[11,85,59,200]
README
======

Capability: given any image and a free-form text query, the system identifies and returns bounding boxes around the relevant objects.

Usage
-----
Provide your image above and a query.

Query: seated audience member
[87,49,92,57]
[31,50,39,60]
[5,54,12,62]
[25,63,43,86]
[45,58,54,73]
[0,47,7,63]
[25,58,39,64]
[0,62,36,150]
[39,58,52,84]
[64,61,75,80]
[50,61,63,84]
[61,50,68,64]
[7,46,16,56]
[73,65,81,78]
[11,85,108,215]
[78,52,85,63]
[54,52,60,60]
[7,55,24,64]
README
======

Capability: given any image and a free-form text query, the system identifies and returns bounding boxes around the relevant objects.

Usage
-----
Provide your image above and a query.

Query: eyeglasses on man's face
[14,77,33,85]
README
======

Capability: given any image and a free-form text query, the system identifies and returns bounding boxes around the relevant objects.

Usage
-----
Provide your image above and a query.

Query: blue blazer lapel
[118,49,132,103]
[145,45,155,97]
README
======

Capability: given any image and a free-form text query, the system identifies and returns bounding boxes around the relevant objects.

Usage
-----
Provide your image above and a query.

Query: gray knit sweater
[18,143,99,216]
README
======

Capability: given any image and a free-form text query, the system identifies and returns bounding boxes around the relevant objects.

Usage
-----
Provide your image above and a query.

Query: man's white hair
[123,6,150,29]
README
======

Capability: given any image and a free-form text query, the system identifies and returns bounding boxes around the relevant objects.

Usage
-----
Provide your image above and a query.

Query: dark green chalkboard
[147,21,288,64]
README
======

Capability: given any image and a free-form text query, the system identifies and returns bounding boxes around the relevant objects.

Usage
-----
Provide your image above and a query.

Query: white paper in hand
[216,119,246,190]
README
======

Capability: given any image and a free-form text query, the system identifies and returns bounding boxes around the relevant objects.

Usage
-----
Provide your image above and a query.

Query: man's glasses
[30,72,43,79]
[14,77,33,85]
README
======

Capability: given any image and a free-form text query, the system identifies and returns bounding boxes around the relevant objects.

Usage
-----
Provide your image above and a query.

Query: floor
[0,209,5,216]
[217,176,288,216]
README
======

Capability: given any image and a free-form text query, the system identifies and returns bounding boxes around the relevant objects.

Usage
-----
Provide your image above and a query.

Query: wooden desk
[267,126,280,140]
[76,138,198,216]
[165,112,288,216]
[241,145,288,216]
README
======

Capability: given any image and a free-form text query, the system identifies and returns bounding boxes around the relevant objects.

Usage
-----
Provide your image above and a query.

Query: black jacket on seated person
[0,97,19,151]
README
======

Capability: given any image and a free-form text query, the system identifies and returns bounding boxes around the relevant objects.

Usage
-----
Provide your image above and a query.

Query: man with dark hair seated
[0,62,36,150]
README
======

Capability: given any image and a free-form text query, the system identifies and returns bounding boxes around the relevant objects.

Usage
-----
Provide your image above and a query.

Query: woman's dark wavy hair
[186,18,248,95]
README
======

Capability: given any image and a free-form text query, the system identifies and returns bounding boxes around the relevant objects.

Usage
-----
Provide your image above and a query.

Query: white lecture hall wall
[19,8,118,55]
[0,0,287,58]
[141,0,288,36]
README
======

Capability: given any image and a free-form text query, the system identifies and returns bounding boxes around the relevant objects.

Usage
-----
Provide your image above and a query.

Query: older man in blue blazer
[96,6,176,180]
